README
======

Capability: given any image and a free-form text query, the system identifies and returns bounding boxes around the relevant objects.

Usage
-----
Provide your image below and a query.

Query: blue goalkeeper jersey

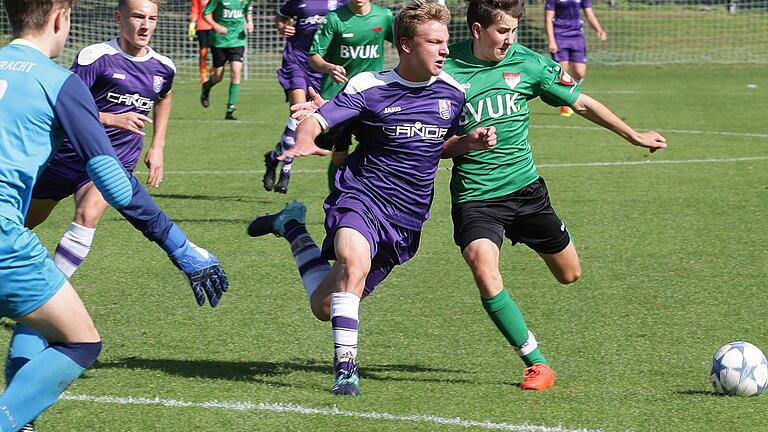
[0,39,173,242]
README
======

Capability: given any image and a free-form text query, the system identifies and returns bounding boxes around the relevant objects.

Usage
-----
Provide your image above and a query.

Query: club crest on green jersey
[503,72,520,90]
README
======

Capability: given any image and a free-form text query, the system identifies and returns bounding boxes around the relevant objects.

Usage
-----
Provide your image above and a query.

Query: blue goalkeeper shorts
[0,215,66,318]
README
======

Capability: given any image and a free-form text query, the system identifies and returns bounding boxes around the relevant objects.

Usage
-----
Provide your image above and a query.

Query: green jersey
[443,40,581,204]
[204,0,252,48]
[308,4,394,99]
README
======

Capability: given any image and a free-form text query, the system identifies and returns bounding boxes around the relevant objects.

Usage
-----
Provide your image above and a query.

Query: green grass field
[13,63,768,431]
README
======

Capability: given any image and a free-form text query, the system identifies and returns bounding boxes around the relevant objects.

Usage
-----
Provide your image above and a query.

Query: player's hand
[329,64,348,83]
[466,126,497,151]
[215,24,228,35]
[632,130,667,153]
[290,87,326,121]
[246,21,254,33]
[169,241,229,307]
[548,41,558,54]
[188,22,196,41]
[597,30,607,41]
[102,112,152,136]
[282,22,296,38]
[144,145,164,188]
[277,139,331,160]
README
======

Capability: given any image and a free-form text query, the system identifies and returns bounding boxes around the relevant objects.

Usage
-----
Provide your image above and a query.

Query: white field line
[135,156,768,176]
[61,393,602,432]
[168,119,768,139]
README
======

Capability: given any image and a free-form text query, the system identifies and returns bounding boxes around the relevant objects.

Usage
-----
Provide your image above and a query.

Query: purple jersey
[279,0,344,63]
[546,0,592,38]
[55,39,175,169]
[314,70,465,230]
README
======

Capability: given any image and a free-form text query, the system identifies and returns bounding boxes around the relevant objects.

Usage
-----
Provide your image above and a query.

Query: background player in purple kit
[26,0,173,278]
[262,0,345,194]
[248,0,496,396]
[545,0,606,116]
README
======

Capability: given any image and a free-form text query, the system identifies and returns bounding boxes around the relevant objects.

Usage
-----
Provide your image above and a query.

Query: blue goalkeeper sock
[0,341,101,430]
[5,324,48,386]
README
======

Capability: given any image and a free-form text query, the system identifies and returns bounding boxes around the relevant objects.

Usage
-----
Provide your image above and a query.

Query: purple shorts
[321,191,421,296]
[277,62,322,94]
[32,145,141,201]
[553,36,587,63]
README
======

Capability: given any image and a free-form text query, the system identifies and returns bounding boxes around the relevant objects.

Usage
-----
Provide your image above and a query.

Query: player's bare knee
[557,268,581,285]
[74,207,102,229]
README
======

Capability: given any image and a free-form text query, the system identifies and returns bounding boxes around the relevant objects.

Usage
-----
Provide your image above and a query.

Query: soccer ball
[710,341,768,396]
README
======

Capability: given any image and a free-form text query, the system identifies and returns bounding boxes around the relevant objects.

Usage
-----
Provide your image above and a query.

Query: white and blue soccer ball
[710,341,768,396]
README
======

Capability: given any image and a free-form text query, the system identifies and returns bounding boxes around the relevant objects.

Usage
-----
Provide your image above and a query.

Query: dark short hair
[4,0,76,36]
[466,0,526,29]
[394,0,451,54]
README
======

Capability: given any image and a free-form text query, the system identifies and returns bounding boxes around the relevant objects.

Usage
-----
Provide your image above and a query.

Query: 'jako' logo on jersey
[460,93,523,126]
[299,15,326,25]
[107,92,154,111]
[340,45,380,59]
[383,122,449,141]
[0,80,7,101]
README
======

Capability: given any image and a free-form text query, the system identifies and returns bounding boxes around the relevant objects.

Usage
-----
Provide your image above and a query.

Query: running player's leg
[0,218,101,430]
[538,241,581,284]
[201,47,226,108]
[52,182,109,278]
[225,55,244,119]
[24,199,60,230]
[197,29,211,84]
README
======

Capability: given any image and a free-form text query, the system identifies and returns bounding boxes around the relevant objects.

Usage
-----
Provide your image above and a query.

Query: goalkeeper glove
[188,22,196,41]
[169,240,229,307]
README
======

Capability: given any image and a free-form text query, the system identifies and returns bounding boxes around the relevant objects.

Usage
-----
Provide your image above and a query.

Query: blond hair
[394,0,451,54]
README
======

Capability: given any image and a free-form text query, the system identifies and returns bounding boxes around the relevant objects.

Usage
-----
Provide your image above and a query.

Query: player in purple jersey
[26,0,173,279]
[248,0,496,396]
[545,0,606,116]
[262,0,344,194]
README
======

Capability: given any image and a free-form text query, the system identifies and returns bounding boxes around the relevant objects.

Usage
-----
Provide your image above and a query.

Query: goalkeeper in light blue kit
[0,1,229,430]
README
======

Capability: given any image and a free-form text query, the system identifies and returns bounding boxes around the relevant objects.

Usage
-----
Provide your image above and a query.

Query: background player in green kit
[307,0,393,188]
[201,0,252,120]
[442,0,667,391]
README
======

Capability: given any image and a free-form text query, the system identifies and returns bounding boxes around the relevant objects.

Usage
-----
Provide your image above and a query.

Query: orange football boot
[520,363,556,390]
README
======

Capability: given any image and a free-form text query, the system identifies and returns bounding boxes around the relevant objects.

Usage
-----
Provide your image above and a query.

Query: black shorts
[451,177,571,254]
[315,123,353,153]
[211,46,244,68]
[197,29,211,49]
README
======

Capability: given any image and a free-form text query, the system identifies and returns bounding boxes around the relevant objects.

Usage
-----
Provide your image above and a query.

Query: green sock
[482,289,548,367]
[227,83,241,111]
[327,161,338,191]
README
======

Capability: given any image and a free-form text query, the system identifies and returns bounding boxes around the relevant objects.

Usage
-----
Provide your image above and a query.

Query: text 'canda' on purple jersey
[313,70,465,230]
[56,38,175,170]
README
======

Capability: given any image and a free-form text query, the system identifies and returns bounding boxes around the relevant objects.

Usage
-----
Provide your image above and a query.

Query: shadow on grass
[95,357,474,385]
[675,389,719,397]
[151,193,272,204]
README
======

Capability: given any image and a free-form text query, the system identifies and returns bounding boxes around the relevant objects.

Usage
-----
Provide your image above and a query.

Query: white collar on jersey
[108,38,155,62]
[387,69,438,88]
[10,38,46,55]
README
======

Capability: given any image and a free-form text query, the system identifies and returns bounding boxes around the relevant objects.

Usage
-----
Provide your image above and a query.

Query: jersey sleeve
[244,0,252,16]
[278,0,298,17]
[203,0,218,16]
[190,0,201,21]
[384,10,395,43]
[581,0,593,8]
[537,56,581,107]
[314,82,366,131]
[70,53,99,89]
[545,0,556,11]
[160,68,175,99]
[309,13,338,56]
[53,74,175,244]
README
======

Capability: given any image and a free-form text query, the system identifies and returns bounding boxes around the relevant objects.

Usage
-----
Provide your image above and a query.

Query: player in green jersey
[201,0,252,120]
[442,0,667,391]
[307,0,394,188]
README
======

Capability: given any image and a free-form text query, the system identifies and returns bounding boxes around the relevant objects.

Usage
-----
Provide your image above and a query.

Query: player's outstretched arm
[442,126,497,158]
[572,93,667,152]
[145,92,172,188]
[275,15,296,38]
[309,54,347,83]
[278,115,332,160]
[99,111,152,136]
[55,75,229,307]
